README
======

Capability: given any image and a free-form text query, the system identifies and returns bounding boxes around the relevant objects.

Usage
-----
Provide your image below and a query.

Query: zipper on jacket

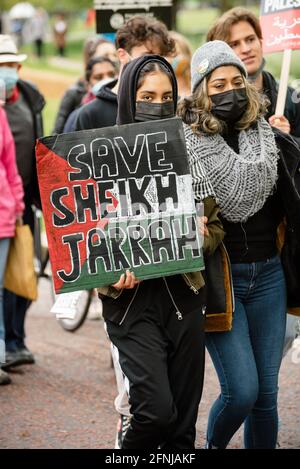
[118,284,140,326]
[183,273,199,294]
[163,277,183,320]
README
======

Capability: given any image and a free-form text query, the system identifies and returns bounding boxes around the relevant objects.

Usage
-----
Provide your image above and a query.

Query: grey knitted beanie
[191,40,247,93]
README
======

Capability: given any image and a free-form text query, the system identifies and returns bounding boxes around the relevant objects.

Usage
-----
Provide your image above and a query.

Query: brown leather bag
[204,242,234,333]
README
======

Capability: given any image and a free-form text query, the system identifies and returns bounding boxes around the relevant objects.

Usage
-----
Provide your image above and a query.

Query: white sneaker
[87,294,103,320]
[115,415,131,449]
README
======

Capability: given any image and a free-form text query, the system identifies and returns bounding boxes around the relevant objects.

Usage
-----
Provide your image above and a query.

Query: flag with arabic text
[261,0,300,53]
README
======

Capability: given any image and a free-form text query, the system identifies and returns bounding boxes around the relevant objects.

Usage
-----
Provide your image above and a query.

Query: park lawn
[43,98,60,136]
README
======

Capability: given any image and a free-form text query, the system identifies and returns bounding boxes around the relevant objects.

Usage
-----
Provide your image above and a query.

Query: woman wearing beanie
[0,106,24,385]
[98,54,224,449]
[178,40,300,449]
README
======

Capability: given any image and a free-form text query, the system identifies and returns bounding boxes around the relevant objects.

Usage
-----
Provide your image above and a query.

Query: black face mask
[135,101,175,122]
[210,88,249,123]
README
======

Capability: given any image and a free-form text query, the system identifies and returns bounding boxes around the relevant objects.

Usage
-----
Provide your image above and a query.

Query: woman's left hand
[197,216,209,237]
[269,115,291,134]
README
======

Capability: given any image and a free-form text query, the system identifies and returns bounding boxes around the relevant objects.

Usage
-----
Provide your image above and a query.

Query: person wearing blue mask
[0,35,45,372]
[63,56,117,133]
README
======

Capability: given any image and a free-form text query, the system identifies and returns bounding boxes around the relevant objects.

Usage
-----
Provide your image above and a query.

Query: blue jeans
[3,193,34,352]
[0,238,10,362]
[3,290,30,351]
[206,255,286,449]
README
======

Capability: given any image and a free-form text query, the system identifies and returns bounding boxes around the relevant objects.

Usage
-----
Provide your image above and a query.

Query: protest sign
[260,0,300,53]
[260,0,300,114]
[36,118,204,295]
[94,0,174,34]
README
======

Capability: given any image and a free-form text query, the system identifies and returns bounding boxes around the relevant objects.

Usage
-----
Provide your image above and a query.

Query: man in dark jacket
[75,15,175,131]
[207,7,300,146]
[0,35,45,370]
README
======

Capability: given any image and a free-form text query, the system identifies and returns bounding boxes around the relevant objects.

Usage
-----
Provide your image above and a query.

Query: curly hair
[115,16,175,57]
[177,74,269,135]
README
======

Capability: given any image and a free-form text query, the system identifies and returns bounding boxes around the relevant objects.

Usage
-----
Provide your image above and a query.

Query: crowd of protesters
[0,6,300,450]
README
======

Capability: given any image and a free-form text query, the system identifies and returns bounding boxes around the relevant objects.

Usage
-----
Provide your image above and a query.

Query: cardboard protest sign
[36,118,204,294]
[94,0,174,33]
[260,0,300,53]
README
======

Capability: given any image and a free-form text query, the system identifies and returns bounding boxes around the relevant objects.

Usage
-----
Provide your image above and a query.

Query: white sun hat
[0,35,27,63]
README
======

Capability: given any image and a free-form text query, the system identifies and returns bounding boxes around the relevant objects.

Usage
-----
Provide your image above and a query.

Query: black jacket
[274,128,300,309]
[17,79,45,207]
[263,71,300,147]
[18,79,45,135]
[275,128,300,234]
[53,79,86,134]
[75,79,118,131]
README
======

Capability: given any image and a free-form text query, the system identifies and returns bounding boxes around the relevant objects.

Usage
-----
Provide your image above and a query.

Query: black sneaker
[115,415,131,449]
[1,349,35,370]
[17,348,35,364]
[0,369,11,385]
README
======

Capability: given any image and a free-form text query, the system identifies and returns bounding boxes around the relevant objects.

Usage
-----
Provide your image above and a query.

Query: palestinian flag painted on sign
[36,118,204,294]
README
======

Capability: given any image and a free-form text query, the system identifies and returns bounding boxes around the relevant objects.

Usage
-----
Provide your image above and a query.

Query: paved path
[0,279,299,449]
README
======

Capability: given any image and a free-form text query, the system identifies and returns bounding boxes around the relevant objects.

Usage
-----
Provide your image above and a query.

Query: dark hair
[207,7,263,43]
[137,61,174,91]
[115,15,175,57]
[83,37,114,67]
[85,56,116,82]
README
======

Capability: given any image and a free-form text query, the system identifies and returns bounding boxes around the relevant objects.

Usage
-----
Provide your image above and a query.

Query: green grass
[43,98,60,136]
[177,8,219,34]
[21,38,85,63]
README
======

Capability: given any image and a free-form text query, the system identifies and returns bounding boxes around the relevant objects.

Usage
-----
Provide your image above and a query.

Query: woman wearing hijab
[98,54,224,449]
[178,40,300,449]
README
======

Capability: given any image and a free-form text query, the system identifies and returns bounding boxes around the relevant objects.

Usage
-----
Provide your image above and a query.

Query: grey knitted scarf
[184,118,279,223]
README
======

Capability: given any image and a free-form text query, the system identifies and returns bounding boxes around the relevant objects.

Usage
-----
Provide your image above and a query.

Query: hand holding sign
[269,114,291,134]
[113,270,141,290]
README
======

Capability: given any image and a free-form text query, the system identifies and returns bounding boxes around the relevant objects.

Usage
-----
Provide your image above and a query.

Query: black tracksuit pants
[106,277,206,449]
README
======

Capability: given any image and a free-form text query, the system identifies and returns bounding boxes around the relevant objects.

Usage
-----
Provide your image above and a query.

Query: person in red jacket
[0,106,24,385]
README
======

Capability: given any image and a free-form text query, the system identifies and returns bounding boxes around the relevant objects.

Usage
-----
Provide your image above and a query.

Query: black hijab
[116,54,178,125]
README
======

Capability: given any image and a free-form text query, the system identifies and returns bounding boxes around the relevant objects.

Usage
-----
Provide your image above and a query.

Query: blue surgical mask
[0,67,18,96]
[91,77,114,96]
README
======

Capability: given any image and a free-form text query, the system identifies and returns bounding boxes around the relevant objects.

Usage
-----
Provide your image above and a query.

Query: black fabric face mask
[210,88,249,123]
[135,101,175,122]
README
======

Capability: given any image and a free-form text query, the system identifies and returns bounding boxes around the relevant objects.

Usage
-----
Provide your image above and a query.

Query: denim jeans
[0,238,10,362]
[3,290,30,352]
[3,193,34,353]
[206,255,286,449]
